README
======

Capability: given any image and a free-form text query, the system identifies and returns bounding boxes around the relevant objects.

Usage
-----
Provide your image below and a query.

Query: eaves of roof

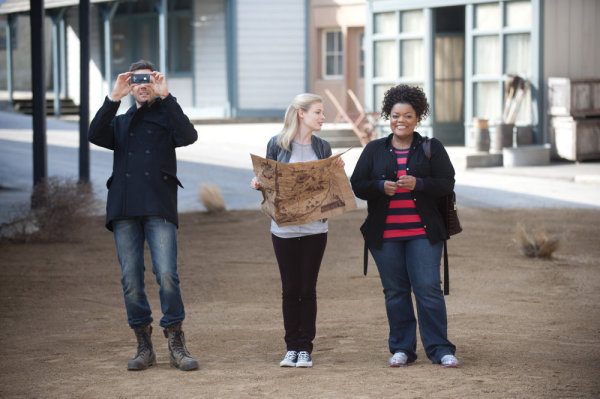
[0,0,116,15]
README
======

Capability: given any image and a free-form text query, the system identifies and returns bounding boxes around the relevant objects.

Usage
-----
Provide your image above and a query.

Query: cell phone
[130,74,151,85]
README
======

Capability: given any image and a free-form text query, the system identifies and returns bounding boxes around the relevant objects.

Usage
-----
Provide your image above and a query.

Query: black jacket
[88,95,198,230]
[350,132,455,250]
[266,134,332,162]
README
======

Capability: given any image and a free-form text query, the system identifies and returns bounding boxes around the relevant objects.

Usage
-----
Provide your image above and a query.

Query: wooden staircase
[318,125,362,149]
[12,98,80,116]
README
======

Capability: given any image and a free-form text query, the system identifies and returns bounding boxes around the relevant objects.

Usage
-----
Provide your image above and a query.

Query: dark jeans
[272,233,327,353]
[369,238,456,363]
[113,217,185,328]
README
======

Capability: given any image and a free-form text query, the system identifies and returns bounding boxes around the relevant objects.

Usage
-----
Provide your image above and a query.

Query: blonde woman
[251,93,344,368]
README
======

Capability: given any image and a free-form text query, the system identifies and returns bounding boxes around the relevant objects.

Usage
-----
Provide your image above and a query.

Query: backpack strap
[423,137,449,295]
[422,137,431,160]
[363,240,368,276]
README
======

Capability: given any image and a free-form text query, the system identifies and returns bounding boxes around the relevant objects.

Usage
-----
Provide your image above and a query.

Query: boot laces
[170,331,191,357]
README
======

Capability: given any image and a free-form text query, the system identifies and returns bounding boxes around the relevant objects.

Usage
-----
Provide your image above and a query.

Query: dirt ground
[1,207,599,398]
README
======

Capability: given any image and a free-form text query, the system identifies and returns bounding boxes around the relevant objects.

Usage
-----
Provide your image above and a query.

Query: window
[504,34,531,75]
[168,15,192,73]
[0,18,18,50]
[374,12,397,35]
[401,39,424,78]
[374,40,397,78]
[374,84,394,110]
[469,2,533,124]
[474,82,501,121]
[401,10,423,33]
[359,33,365,78]
[322,30,343,78]
[506,1,532,28]
[168,0,192,74]
[474,36,499,75]
[399,10,424,79]
[475,3,500,30]
[369,9,424,112]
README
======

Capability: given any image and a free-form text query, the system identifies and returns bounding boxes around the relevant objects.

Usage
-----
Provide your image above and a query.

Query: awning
[0,0,115,15]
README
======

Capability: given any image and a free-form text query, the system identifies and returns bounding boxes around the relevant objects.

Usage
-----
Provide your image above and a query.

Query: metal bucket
[516,126,534,146]
[493,123,514,152]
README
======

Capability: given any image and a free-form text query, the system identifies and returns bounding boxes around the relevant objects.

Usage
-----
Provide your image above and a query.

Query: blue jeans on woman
[369,238,456,364]
[113,217,185,328]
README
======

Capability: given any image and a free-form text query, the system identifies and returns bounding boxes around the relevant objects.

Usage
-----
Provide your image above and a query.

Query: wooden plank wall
[194,0,228,115]
[236,0,305,111]
[544,0,600,79]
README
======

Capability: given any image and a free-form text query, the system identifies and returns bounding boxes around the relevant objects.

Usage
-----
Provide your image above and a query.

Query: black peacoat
[88,94,198,231]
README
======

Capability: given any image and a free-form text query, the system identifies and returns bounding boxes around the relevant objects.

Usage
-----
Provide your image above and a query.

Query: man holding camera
[88,60,198,371]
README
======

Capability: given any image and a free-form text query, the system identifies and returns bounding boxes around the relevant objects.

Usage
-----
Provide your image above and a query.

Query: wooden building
[364,0,600,151]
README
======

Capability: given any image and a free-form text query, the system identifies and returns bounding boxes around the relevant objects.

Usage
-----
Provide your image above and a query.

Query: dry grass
[0,177,100,242]
[199,183,226,213]
[514,222,561,258]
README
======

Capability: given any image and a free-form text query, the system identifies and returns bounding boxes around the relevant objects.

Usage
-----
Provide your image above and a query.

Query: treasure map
[250,152,357,227]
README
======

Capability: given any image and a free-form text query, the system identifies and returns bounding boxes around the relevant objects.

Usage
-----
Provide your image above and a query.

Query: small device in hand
[130,74,151,85]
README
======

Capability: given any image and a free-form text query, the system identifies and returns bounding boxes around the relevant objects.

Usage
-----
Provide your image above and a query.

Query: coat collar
[384,131,425,149]
[125,96,161,117]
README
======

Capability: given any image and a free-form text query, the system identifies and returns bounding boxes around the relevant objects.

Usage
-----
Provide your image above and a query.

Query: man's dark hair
[129,60,156,72]
[381,84,430,122]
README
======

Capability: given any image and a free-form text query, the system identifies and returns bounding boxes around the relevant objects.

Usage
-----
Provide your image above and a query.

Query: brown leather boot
[163,322,198,371]
[127,324,157,370]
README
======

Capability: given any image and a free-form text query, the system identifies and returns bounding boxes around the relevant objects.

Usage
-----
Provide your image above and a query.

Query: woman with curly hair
[350,85,458,368]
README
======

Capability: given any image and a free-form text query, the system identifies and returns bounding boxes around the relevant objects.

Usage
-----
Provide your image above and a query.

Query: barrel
[473,118,490,152]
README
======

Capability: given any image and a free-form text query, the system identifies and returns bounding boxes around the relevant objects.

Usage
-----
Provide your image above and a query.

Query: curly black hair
[380,84,430,122]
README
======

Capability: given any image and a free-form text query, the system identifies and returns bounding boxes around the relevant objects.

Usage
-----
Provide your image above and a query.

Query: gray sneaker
[296,351,312,368]
[389,352,408,367]
[441,354,459,368]
[279,351,298,367]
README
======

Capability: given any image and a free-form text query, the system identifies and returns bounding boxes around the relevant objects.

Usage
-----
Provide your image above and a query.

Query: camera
[130,74,151,85]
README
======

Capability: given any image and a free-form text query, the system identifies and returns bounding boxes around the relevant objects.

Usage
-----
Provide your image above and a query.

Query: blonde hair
[277,93,323,152]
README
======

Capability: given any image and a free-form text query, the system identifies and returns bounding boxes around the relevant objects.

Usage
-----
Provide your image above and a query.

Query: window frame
[469,1,533,124]
[321,29,344,79]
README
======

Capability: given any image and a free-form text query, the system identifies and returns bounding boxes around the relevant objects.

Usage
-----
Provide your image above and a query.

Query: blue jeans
[370,238,456,363]
[113,217,185,328]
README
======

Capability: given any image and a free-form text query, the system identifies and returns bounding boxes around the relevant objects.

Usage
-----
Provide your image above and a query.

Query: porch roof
[0,0,115,15]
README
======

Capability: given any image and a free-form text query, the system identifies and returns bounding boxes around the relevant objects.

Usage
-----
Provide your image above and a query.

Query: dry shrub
[0,177,100,242]
[199,183,226,213]
[514,223,560,258]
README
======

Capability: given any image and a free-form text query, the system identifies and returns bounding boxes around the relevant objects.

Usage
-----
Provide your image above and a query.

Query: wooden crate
[551,116,600,161]
[548,77,600,117]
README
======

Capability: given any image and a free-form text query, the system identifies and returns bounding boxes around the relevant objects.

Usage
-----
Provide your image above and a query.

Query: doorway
[432,6,465,145]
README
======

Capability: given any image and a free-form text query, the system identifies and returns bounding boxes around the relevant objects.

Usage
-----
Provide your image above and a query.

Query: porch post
[101,1,119,96]
[50,9,66,118]
[156,0,167,73]
[79,0,90,182]
[225,0,238,118]
[5,14,16,104]
[30,0,47,187]
[59,13,67,97]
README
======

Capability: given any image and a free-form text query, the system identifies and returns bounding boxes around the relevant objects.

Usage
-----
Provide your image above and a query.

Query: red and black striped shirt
[383,148,427,241]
